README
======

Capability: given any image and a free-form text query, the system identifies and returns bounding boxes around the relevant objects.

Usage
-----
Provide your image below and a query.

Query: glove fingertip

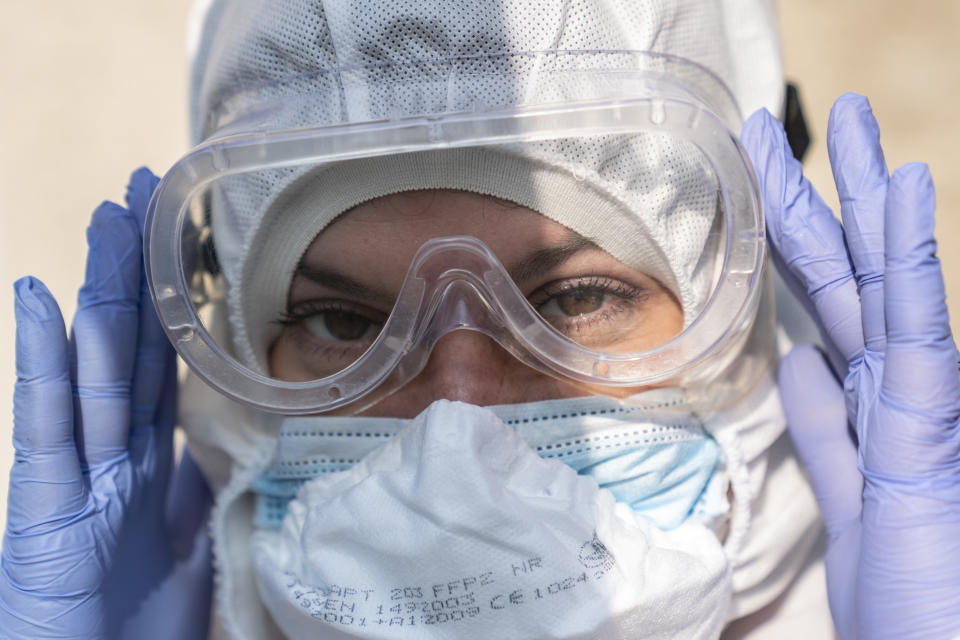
[826,93,888,203]
[740,107,772,148]
[780,342,834,380]
[741,109,792,236]
[14,276,69,382]
[129,165,158,184]
[885,162,937,271]
[889,162,934,200]
[125,166,160,231]
[78,202,143,310]
[742,108,799,192]
[87,200,137,243]
[741,107,787,167]
[14,276,60,324]
[826,93,872,159]
[828,92,871,120]
[779,343,825,390]
[90,198,128,220]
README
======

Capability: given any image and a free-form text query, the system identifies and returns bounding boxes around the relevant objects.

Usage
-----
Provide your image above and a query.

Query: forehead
[301,189,581,267]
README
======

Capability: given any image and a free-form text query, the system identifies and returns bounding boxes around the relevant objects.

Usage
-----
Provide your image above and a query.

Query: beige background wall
[1,1,958,532]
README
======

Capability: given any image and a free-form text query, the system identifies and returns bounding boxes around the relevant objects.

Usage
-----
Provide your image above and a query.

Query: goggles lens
[147,55,765,414]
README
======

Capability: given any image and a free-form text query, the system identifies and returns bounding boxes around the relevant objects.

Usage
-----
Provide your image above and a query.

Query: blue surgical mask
[253,392,728,532]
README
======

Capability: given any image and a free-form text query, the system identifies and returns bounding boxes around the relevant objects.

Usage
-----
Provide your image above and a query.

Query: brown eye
[320,310,373,340]
[556,289,605,316]
[532,277,647,345]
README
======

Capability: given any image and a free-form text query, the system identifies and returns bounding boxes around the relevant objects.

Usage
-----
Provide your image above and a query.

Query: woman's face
[269,190,683,417]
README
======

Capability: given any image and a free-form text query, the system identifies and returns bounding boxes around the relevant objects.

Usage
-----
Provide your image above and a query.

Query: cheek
[599,286,684,354]
[652,290,684,340]
[634,273,685,343]
[268,335,298,381]
[268,333,323,382]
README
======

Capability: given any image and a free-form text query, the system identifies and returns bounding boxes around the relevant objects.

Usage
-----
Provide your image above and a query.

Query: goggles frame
[146,53,767,414]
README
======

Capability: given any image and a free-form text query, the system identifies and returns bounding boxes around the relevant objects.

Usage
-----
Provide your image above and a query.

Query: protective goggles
[145,52,771,415]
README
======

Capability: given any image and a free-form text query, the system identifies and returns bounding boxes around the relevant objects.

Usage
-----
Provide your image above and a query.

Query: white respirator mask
[192,361,813,640]
[250,399,733,639]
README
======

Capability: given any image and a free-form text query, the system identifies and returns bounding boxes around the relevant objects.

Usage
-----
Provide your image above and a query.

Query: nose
[360,329,577,418]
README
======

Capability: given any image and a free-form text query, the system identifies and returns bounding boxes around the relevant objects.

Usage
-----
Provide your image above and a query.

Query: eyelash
[275,300,386,359]
[276,300,380,328]
[529,276,646,307]
[530,276,648,327]
[277,276,647,340]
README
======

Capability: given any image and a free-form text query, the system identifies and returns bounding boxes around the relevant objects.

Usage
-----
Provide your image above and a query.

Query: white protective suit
[180,1,834,638]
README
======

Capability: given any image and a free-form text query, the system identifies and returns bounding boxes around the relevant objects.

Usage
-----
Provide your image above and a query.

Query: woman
[2,1,958,638]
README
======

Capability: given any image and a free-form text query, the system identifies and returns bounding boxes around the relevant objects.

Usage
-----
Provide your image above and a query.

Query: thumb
[165,447,213,561]
[780,344,864,638]
[778,343,862,538]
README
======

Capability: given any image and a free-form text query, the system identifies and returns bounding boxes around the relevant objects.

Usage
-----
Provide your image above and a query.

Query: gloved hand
[1,169,213,639]
[742,94,960,639]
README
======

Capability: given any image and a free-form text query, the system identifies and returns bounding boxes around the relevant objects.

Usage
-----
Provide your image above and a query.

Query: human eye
[274,300,386,376]
[529,276,651,348]
[280,301,384,342]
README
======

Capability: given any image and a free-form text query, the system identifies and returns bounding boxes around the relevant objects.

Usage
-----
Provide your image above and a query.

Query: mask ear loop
[715,430,752,563]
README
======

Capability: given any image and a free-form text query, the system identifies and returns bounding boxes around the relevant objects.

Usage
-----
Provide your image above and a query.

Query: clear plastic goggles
[145,51,771,415]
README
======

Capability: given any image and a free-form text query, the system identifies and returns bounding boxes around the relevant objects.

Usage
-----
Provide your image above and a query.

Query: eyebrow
[293,232,598,302]
[291,264,396,307]
[507,233,598,284]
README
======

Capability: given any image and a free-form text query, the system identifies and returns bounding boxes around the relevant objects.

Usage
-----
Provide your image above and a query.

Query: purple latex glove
[741,94,960,639]
[1,169,213,639]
